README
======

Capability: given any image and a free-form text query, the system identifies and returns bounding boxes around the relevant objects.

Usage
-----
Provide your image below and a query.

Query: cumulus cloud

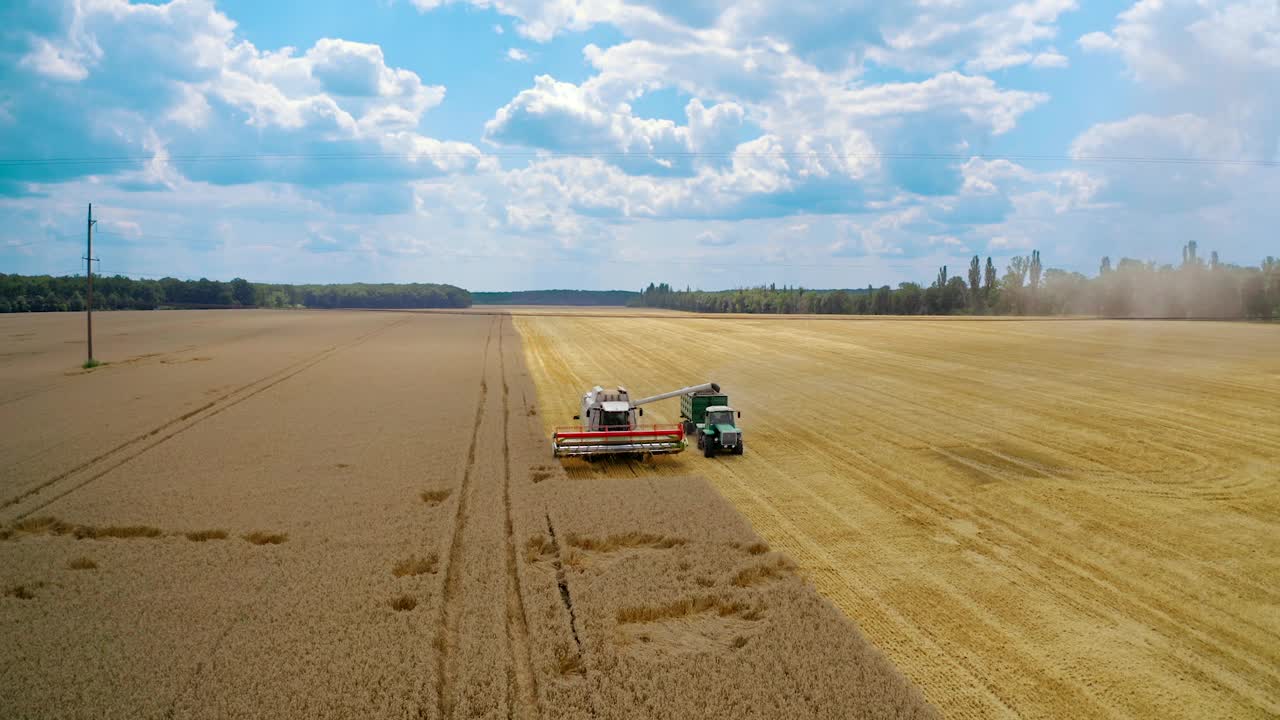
[409,0,681,42]
[1077,31,1117,52]
[1031,48,1069,69]
[579,39,1046,134]
[484,76,746,175]
[1079,0,1280,85]
[1,0,479,195]
[1070,113,1247,208]
[5,0,1277,287]
[476,7,1048,226]
[1067,1,1278,225]
[866,0,1077,73]
[19,37,92,81]
[408,0,1077,76]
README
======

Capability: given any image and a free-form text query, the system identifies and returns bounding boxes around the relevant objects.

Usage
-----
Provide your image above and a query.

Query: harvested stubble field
[0,309,933,719]
[517,312,1280,719]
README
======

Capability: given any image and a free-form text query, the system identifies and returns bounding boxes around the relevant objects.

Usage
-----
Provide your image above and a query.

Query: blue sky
[0,0,1276,291]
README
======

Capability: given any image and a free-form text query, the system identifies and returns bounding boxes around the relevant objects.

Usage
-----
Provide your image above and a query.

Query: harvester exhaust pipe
[633,382,720,407]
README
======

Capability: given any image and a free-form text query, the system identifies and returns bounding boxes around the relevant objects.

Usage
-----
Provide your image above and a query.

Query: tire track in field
[696,323,1280,669]
[776,417,1278,712]
[762,322,1265,491]
[772,327,1280,599]
[432,316,495,720]
[639,317,1279,611]
[0,317,299,410]
[499,316,539,720]
[1,316,410,522]
[706,449,1025,719]
[691,324,1280,709]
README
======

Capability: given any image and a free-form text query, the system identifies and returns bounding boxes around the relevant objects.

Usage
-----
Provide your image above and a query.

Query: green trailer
[680,389,744,457]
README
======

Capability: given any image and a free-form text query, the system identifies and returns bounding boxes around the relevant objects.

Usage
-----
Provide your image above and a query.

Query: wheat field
[516,313,1280,719]
[1,309,934,718]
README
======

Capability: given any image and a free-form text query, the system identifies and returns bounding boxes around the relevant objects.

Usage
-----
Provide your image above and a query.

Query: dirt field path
[517,314,1280,719]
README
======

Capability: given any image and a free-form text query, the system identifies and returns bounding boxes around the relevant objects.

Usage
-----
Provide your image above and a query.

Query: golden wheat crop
[516,312,1280,719]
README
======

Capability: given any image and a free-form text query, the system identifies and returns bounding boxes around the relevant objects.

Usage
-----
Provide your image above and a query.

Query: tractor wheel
[733,440,744,455]
[696,434,704,450]
[704,440,715,458]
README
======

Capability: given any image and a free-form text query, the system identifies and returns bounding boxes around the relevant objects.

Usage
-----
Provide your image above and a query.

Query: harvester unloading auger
[551,382,719,458]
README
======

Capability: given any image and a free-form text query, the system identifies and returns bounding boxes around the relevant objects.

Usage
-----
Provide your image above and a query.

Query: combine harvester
[552,382,719,458]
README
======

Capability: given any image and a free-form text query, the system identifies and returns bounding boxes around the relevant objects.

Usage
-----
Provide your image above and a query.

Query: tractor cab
[596,401,634,430]
[704,406,739,428]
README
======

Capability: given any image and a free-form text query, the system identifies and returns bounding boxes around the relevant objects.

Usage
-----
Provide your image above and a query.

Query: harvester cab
[551,382,720,458]
[680,389,744,457]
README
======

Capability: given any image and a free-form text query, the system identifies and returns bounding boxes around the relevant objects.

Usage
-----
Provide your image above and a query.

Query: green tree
[1001,256,1029,314]
[230,278,254,306]
[968,255,982,311]
[896,283,923,315]
[1027,250,1042,314]
[983,256,997,306]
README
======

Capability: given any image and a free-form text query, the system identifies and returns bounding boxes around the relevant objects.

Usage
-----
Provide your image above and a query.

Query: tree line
[636,245,1280,319]
[0,273,471,312]
[472,289,638,306]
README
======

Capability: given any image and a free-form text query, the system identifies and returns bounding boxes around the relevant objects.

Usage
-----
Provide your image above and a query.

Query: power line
[94,229,189,242]
[88,255,925,281]
[2,232,84,249]
[0,150,1275,168]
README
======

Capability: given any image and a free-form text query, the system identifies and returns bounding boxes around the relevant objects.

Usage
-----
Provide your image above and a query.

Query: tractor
[680,388,744,457]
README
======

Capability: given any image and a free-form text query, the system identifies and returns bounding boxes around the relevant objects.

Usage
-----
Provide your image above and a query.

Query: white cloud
[6,0,1277,288]
[3,0,481,194]
[409,0,680,42]
[696,230,734,247]
[1077,31,1117,52]
[1070,113,1248,208]
[868,0,1078,73]
[408,0,1077,76]
[484,76,748,175]
[1069,1,1279,221]
[1071,114,1245,161]
[1081,0,1280,85]
[19,37,92,81]
[1031,48,1069,69]
[581,38,1046,136]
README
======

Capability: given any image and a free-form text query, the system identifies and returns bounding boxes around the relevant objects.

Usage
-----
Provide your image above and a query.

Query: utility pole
[84,203,98,364]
